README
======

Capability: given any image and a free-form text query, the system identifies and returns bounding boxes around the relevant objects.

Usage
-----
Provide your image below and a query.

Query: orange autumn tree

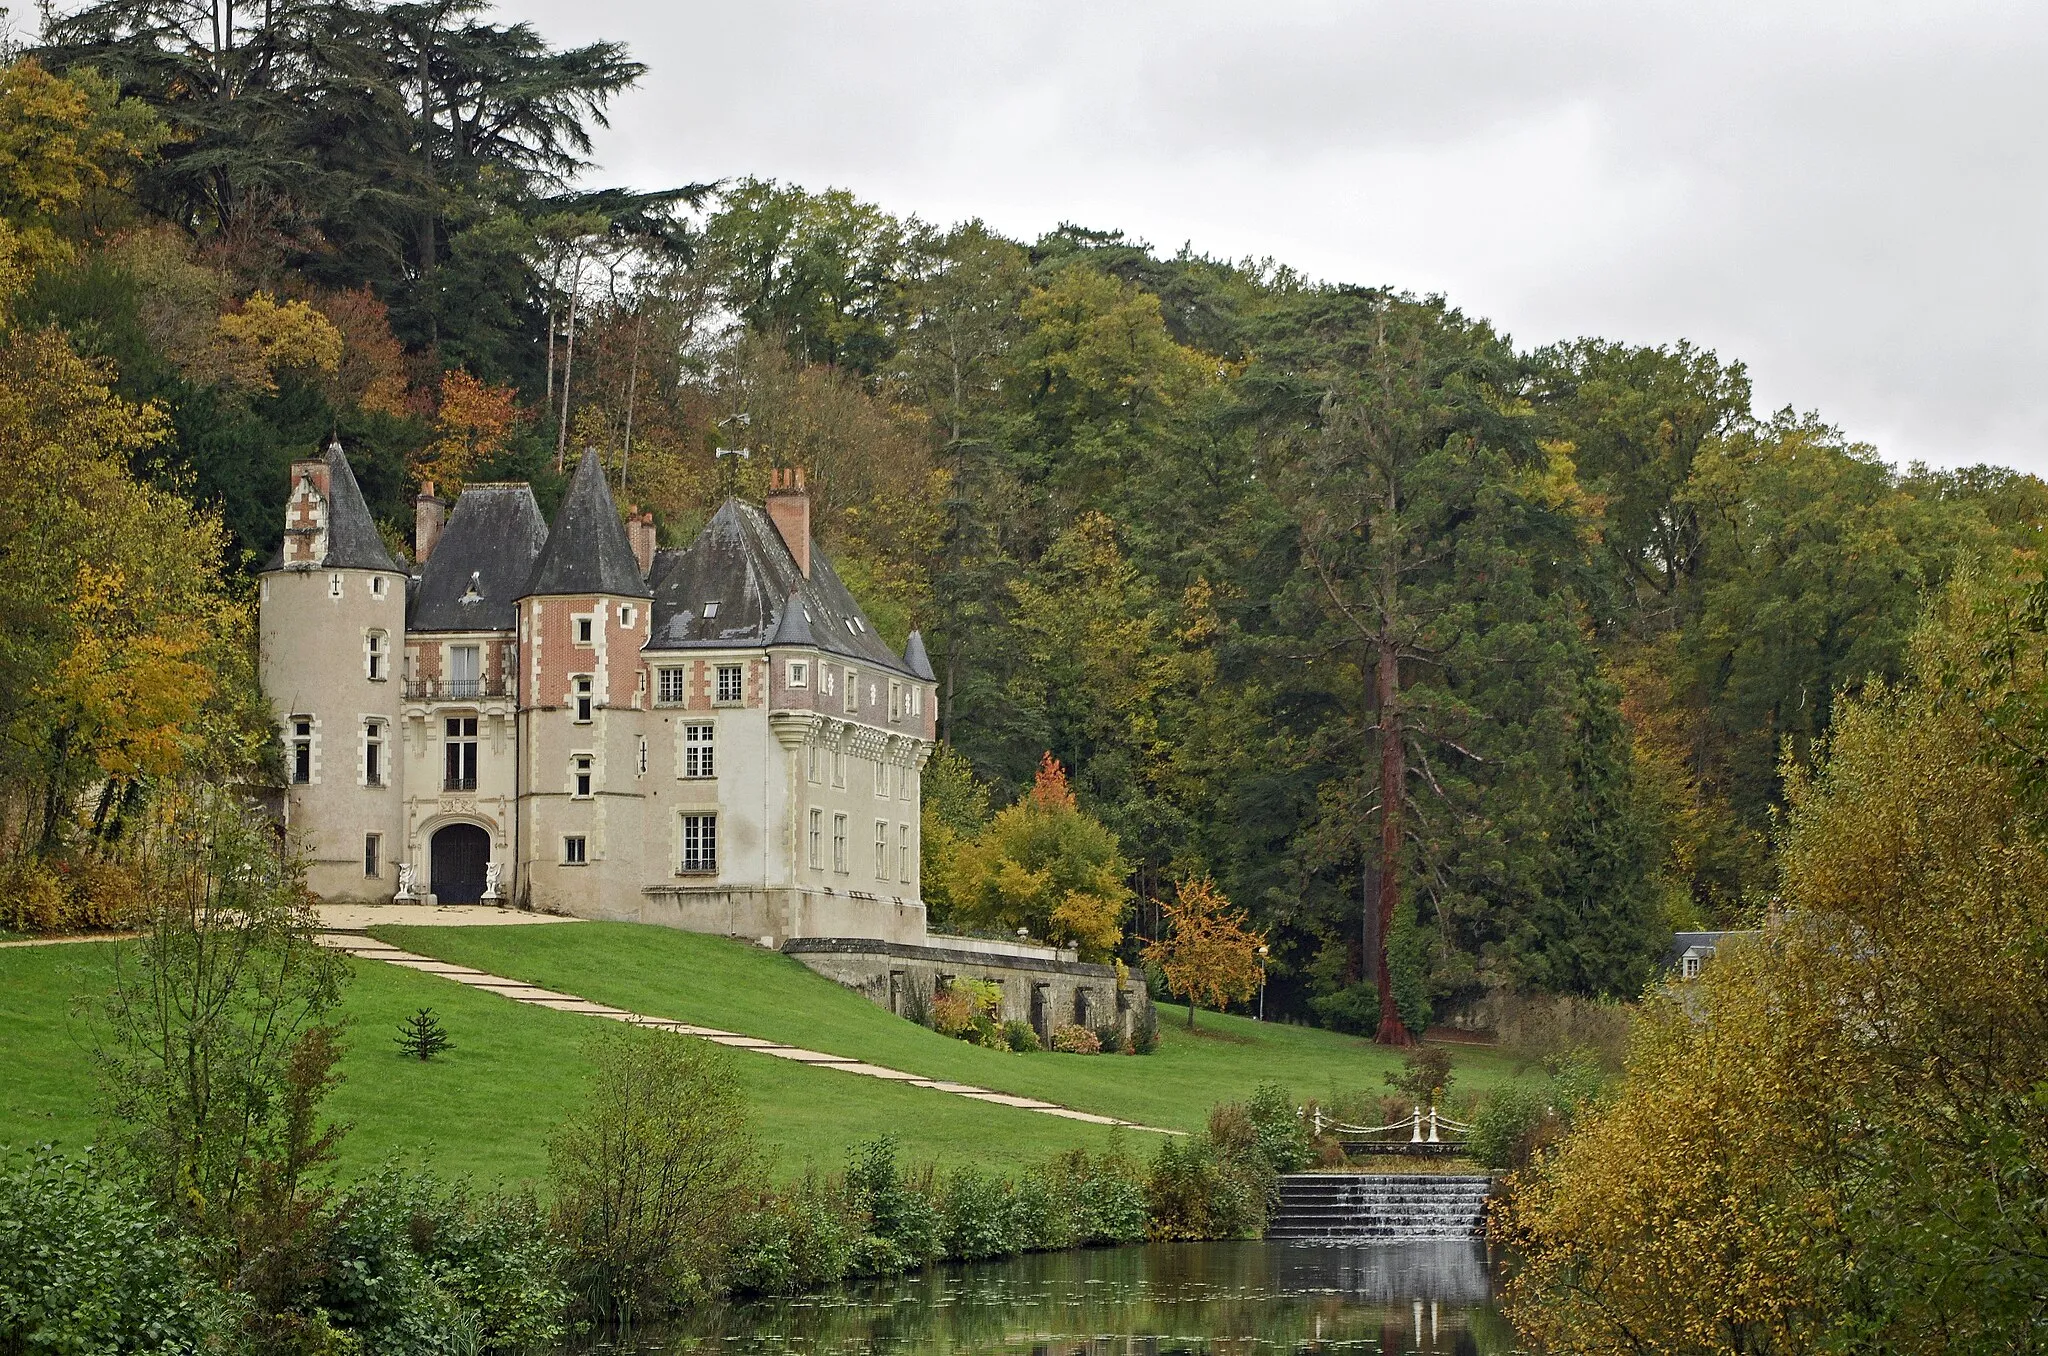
[415,368,523,492]
[1144,874,1266,1028]
[944,753,1131,958]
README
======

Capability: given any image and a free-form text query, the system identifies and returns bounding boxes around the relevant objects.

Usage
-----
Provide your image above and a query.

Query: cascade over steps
[1267,1173,1494,1242]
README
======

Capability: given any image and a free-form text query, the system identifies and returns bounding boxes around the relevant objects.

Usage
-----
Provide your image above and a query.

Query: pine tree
[395,1007,453,1061]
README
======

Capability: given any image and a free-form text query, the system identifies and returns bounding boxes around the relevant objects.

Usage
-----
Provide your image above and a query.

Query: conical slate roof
[262,438,399,573]
[410,483,549,631]
[519,449,651,599]
[767,589,815,646]
[903,630,935,681]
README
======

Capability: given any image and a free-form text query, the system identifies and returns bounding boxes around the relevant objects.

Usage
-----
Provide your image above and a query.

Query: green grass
[370,922,1535,1135]
[0,940,1128,1188]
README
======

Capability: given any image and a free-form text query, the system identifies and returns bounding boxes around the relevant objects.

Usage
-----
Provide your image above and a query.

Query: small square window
[371,576,386,598]
[564,835,587,865]
[681,814,718,873]
[658,668,687,704]
[576,616,594,645]
[787,660,809,689]
[619,604,635,627]
[716,665,743,704]
[702,601,720,618]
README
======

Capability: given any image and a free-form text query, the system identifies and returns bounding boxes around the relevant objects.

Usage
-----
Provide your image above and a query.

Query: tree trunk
[1374,632,1410,1046]
[555,254,582,472]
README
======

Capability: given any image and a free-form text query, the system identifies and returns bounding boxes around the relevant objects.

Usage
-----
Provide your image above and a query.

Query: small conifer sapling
[396,1007,454,1060]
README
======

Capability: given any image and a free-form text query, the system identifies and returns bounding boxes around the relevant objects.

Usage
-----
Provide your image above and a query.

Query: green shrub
[1469,1084,1551,1171]
[1309,980,1380,1036]
[842,1138,941,1274]
[1246,1083,1313,1173]
[726,1179,853,1296]
[1131,1003,1159,1054]
[939,1168,1027,1260]
[1146,1104,1275,1240]
[1091,1022,1125,1054]
[1051,1023,1100,1054]
[1002,1019,1040,1052]
[1039,1145,1147,1246]
[0,1146,231,1355]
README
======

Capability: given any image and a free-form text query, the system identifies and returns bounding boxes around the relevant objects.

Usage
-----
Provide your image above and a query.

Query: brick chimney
[766,467,810,577]
[625,506,657,577]
[414,481,448,562]
[283,457,331,566]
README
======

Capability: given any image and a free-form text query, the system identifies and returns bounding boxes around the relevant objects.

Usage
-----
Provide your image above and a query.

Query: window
[832,748,846,788]
[329,574,342,598]
[832,813,848,872]
[448,645,480,698]
[889,680,901,720]
[576,615,594,645]
[787,660,809,688]
[365,630,387,681]
[874,820,890,878]
[573,676,593,723]
[1682,955,1702,980]
[657,668,686,705]
[684,724,715,778]
[899,823,912,882]
[702,601,720,618]
[291,719,313,784]
[842,668,859,714]
[899,762,912,800]
[573,755,594,798]
[875,759,890,799]
[371,575,386,598]
[908,686,923,717]
[563,835,587,865]
[619,604,635,628]
[716,664,744,704]
[807,741,823,784]
[809,808,823,868]
[364,833,381,877]
[444,716,477,789]
[365,721,386,786]
[681,814,718,872]
[638,736,648,775]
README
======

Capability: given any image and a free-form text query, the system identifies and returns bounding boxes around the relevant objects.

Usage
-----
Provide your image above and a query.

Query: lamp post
[1258,944,1270,1021]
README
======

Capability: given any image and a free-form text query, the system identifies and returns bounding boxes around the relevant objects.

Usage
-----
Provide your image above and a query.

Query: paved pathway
[317,931,1176,1134]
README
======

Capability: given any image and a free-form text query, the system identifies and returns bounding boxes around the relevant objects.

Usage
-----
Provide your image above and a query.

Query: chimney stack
[414,481,448,563]
[766,467,810,577]
[625,506,658,577]
[283,457,332,565]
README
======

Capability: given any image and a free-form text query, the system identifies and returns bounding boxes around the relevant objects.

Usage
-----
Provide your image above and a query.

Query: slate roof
[409,483,549,632]
[648,499,916,675]
[903,630,935,681]
[519,449,652,600]
[262,439,399,573]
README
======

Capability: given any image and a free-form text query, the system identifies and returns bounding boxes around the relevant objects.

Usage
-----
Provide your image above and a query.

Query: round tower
[257,438,409,903]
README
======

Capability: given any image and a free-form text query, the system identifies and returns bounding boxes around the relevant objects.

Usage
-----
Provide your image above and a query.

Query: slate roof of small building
[647,498,915,675]
[519,449,652,600]
[903,630,935,681]
[261,440,399,573]
[409,483,549,632]
[1663,929,1757,970]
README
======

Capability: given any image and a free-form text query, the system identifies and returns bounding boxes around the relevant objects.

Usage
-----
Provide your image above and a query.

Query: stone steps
[1267,1173,1494,1242]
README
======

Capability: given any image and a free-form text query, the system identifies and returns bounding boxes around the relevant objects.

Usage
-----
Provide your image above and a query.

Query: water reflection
[623,1240,1520,1354]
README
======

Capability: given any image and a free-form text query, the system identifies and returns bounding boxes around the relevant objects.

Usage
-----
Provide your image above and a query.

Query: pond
[610,1240,1523,1354]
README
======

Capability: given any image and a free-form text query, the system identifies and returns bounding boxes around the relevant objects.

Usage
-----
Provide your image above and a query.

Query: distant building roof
[409,483,548,632]
[647,499,913,674]
[519,449,651,600]
[261,439,399,573]
[903,629,935,681]
[1663,929,1760,973]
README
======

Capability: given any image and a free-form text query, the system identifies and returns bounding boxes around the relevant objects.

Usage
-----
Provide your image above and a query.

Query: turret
[257,438,408,902]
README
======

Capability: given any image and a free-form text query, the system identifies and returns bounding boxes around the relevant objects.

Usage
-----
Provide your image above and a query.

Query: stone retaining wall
[782,936,1152,1046]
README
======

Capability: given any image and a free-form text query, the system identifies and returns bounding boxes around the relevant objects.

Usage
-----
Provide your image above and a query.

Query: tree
[395,1007,454,1060]
[415,366,522,491]
[1143,874,1265,1028]
[941,754,1132,958]
[548,1031,764,1323]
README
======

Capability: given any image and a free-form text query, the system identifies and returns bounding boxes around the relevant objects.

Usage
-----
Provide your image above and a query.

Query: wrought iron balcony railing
[405,678,508,701]
[443,775,477,792]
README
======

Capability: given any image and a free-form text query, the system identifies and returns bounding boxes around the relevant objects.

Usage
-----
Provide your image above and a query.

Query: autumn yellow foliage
[1143,874,1267,1028]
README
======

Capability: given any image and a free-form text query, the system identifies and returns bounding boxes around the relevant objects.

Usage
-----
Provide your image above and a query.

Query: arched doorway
[430,823,490,904]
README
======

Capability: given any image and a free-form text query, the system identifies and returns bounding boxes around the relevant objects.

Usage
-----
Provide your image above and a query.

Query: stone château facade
[258,442,935,944]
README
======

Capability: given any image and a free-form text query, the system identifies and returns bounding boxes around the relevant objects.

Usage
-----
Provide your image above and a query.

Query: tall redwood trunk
[1374,632,1410,1046]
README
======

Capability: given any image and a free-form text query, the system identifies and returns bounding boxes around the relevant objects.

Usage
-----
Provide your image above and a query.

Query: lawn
[370,922,1535,1135]
[0,940,1128,1188]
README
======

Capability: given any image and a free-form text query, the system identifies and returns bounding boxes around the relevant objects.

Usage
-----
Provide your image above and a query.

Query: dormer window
[702,601,720,619]
[461,571,482,602]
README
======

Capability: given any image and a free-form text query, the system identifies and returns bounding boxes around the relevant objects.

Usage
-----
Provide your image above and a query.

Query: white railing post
[1410,1106,1423,1143]
[1427,1106,1440,1144]
[1312,1107,1324,1137]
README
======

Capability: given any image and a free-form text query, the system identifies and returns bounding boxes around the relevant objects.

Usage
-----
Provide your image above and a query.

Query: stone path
[317,931,1176,1134]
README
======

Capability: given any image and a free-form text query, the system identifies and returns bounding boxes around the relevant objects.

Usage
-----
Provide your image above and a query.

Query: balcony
[443,775,478,792]
[405,677,508,701]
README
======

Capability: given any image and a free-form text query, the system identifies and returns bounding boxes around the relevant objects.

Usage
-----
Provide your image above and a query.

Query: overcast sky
[496,1,2048,475]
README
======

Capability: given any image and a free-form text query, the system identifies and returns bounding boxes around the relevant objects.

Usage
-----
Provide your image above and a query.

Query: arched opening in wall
[430,823,490,904]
